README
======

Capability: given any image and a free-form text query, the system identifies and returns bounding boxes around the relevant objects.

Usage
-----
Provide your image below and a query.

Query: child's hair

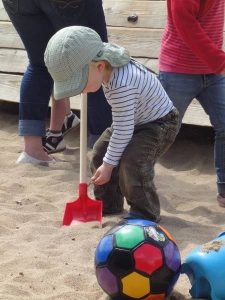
[92,59,112,70]
[103,60,112,70]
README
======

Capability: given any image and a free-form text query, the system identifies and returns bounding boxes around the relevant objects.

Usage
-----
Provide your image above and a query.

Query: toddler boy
[45,26,179,222]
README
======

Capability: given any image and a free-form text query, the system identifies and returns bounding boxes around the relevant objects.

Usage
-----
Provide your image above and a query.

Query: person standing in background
[159,0,225,207]
[2,0,112,165]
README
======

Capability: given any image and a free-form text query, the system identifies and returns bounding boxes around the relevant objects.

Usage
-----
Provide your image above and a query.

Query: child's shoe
[43,131,66,154]
[62,111,80,136]
[217,194,225,207]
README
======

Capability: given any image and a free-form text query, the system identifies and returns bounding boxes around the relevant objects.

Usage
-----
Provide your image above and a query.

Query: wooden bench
[1,0,224,126]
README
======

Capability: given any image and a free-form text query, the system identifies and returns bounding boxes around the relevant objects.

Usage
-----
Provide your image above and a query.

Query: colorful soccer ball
[95,218,181,300]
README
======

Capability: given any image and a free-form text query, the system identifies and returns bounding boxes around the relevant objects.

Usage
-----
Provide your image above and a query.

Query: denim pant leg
[3,0,55,136]
[90,127,124,214]
[197,75,225,194]
[158,72,203,124]
[119,109,179,222]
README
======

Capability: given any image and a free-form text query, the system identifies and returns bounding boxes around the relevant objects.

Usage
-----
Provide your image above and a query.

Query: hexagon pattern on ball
[95,219,181,300]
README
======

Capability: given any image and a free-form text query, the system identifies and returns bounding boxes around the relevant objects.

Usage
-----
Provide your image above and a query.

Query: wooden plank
[0,74,21,103]
[108,27,163,58]
[0,48,27,73]
[0,21,24,49]
[103,0,167,29]
[0,0,8,21]
[0,73,81,109]
[183,100,210,127]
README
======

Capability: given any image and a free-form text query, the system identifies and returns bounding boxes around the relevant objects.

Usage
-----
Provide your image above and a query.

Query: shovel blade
[62,184,102,225]
[62,197,102,225]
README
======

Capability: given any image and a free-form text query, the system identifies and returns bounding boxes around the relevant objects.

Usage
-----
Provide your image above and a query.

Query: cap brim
[53,64,89,100]
[94,43,130,67]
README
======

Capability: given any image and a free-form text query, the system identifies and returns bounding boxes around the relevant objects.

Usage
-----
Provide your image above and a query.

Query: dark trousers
[91,108,179,221]
[3,0,112,136]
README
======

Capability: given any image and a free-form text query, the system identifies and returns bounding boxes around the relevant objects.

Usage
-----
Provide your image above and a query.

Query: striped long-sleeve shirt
[102,60,173,166]
[159,0,225,74]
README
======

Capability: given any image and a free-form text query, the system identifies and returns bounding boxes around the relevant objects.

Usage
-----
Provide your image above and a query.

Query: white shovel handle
[80,93,87,183]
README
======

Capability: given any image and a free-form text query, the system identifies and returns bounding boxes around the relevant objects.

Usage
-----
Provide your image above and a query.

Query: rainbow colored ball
[95,218,181,300]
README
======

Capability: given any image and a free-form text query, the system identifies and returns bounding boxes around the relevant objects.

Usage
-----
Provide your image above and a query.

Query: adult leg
[3,0,55,162]
[49,97,68,132]
[49,97,80,134]
[90,127,124,214]
[158,72,202,123]
[42,97,67,154]
[43,97,80,154]
[38,0,84,153]
[197,74,225,204]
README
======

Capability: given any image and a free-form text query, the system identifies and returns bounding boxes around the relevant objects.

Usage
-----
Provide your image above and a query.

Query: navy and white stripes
[102,60,173,166]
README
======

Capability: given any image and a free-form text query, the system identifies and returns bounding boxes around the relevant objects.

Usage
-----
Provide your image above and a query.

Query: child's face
[83,61,111,93]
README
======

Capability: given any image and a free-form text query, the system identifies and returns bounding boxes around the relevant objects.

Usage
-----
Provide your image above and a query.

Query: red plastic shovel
[62,94,102,226]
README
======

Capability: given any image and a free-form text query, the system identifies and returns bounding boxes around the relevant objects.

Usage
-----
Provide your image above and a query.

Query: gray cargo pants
[90,108,179,221]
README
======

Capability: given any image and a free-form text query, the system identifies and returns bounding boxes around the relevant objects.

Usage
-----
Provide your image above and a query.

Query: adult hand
[91,162,115,185]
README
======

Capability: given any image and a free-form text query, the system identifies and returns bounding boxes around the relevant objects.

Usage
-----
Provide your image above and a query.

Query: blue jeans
[159,71,225,194]
[3,0,112,136]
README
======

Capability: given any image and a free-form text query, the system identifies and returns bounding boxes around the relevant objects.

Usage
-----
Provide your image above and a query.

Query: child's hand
[91,162,115,185]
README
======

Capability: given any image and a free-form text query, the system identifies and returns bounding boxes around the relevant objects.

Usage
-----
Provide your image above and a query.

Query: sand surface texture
[0,103,223,300]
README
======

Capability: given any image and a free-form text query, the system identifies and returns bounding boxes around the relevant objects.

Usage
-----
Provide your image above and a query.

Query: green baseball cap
[44,26,130,100]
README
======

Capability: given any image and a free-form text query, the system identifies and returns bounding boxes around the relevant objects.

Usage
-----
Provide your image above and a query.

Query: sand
[0,102,224,300]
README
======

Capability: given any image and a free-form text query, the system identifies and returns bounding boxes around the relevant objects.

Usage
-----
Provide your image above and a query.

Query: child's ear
[96,61,105,71]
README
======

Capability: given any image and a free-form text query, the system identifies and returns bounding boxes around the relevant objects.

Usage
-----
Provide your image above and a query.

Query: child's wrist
[103,161,115,170]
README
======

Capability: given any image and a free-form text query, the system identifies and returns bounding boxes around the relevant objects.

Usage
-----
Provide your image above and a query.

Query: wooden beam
[108,27,162,58]
[0,73,81,110]
[0,21,24,49]
[0,48,27,73]
[0,0,8,21]
[0,73,21,103]
[183,100,210,127]
[103,0,167,28]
